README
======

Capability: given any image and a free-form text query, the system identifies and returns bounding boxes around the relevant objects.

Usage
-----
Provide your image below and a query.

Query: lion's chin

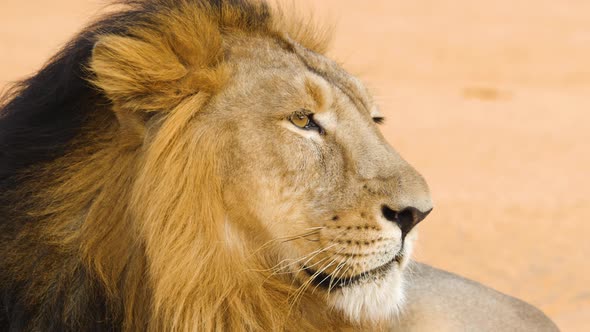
[325,265,405,323]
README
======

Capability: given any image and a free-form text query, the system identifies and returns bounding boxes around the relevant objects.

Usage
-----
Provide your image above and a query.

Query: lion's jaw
[296,229,419,323]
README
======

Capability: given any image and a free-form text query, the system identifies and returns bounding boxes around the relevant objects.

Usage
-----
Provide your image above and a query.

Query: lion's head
[0,0,432,330]
[206,33,433,322]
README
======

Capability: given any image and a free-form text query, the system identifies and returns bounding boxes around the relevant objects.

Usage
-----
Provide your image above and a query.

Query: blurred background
[1,0,588,330]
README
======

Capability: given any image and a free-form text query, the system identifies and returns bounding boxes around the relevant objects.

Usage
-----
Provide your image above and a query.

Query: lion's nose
[381,205,432,238]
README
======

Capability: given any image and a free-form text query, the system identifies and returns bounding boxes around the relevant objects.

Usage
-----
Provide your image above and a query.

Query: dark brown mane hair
[0,1,329,330]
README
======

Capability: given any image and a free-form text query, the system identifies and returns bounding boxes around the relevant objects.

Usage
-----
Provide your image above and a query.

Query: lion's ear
[90,35,189,112]
[89,25,229,113]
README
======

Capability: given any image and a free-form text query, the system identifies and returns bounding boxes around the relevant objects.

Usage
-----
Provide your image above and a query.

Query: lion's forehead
[225,35,375,119]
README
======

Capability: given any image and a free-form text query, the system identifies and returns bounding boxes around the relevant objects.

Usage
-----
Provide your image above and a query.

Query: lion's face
[86,3,432,326]
[214,37,433,321]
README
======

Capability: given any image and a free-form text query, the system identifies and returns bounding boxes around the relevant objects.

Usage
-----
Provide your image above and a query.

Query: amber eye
[289,111,310,128]
[288,110,325,135]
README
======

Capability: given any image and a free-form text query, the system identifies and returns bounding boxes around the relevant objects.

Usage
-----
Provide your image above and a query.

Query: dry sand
[1,0,588,330]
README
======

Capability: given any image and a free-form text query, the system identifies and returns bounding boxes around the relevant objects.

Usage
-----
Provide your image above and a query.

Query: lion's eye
[289,110,325,135]
[290,112,310,128]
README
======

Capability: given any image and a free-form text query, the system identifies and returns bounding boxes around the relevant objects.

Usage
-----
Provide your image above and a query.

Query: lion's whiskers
[248,226,324,258]
[249,231,356,316]
[257,229,346,276]
[246,227,324,259]
[252,242,339,293]
[287,249,344,313]
[285,252,339,316]
[286,245,335,272]
[328,245,360,294]
[327,255,352,294]
[285,232,349,277]
[311,258,344,295]
[280,229,322,243]
[285,232,352,307]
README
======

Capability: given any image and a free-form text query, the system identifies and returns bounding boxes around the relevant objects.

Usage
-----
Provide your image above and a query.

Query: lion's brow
[305,63,371,115]
[285,43,372,115]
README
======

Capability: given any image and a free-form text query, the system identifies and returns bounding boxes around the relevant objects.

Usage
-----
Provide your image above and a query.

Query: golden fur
[2,0,434,330]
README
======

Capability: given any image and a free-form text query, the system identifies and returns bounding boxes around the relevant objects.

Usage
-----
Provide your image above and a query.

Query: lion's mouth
[302,254,403,290]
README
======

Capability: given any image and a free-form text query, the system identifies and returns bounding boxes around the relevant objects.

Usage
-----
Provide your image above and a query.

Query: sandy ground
[1,1,588,330]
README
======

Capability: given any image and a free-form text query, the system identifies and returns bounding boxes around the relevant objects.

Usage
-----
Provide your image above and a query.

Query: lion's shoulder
[394,262,559,331]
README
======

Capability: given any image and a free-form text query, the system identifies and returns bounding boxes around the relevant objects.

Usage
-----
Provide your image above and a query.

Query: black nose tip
[381,205,432,238]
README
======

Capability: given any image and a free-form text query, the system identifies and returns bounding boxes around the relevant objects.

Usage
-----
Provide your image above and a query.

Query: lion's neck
[145,239,312,331]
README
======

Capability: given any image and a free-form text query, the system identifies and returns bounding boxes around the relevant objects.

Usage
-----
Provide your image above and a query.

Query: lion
[0,0,559,331]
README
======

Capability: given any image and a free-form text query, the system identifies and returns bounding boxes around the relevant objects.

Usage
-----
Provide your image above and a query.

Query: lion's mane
[0,1,330,330]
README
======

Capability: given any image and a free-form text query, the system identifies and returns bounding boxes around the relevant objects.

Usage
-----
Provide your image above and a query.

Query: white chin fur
[327,231,418,323]
[326,267,405,323]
